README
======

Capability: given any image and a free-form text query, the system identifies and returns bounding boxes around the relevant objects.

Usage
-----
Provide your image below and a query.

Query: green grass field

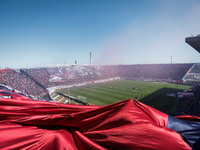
[57,80,190,115]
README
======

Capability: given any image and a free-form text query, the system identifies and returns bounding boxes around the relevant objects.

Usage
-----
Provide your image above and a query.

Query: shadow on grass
[139,88,184,115]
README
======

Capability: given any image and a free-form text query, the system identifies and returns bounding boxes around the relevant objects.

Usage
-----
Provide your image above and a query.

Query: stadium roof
[185,34,200,53]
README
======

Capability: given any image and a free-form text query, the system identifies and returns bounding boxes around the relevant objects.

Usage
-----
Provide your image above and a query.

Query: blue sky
[0,0,200,68]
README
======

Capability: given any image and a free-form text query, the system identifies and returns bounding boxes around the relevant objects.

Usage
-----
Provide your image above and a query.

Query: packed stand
[184,85,200,116]
[22,64,194,89]
[1,64,195,102]
[23,65,120,88]
[22,68,49,87]
[118,63,194,81]
[0,69,46,99]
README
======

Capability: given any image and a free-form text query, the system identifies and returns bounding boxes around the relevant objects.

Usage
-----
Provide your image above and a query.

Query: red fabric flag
[0,91,191,149]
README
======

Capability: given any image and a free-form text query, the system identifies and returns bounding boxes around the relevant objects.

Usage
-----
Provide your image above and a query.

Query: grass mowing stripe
[71,86,128,100]
[80,86,132,100]
[58,80,190,114]
[67,88,120,105]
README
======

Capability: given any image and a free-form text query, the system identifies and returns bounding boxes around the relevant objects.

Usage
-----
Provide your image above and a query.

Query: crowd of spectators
[20,63,195,90]
[184,85,200,116]
[23,68,49,87]
[0,69,46,99]
[173,97,191,116]
[22,65,120,88]
[118,63,194,81]
[172,84,200,116]
[0,63,195,101]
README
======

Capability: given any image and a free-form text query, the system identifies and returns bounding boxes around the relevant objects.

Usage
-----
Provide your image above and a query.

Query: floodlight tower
[90,52,92,66]
[171,56,172,64]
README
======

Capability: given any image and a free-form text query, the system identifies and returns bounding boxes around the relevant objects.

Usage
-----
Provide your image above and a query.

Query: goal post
[77,95,87,102]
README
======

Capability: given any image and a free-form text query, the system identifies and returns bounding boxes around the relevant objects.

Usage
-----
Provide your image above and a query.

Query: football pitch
[58,80,190,114]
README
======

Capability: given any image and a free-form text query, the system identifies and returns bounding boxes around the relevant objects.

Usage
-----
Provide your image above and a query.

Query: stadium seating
[0,63,195,101]
[119,63,194,81]
[0,69,47,99]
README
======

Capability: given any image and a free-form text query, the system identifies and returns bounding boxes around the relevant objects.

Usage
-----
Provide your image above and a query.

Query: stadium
[1,0,200,149]
[0,34,200,149]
